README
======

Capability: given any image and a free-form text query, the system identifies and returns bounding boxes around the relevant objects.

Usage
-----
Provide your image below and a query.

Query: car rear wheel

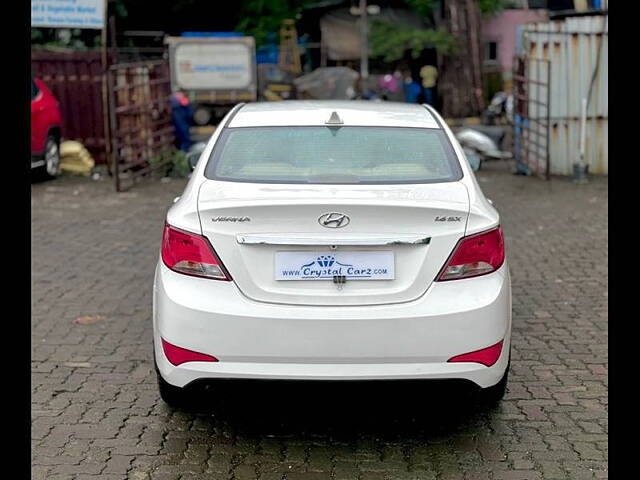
[43,135,60,178]
[193,106,212,126]
[476,359,510,408]
[156,370,193,408]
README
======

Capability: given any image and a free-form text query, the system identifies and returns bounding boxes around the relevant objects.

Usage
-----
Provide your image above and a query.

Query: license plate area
[275,251,395,281]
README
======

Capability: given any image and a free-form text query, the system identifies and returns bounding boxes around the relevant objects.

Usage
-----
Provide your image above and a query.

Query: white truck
[165,35,257,125]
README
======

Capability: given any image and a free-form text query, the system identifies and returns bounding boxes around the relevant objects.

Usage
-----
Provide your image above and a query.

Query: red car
[31,77,62,178]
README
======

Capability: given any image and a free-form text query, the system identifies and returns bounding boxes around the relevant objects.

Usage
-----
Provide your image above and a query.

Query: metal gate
[512,55,551,179]
[32,50,112,165]
[107,60,175,191]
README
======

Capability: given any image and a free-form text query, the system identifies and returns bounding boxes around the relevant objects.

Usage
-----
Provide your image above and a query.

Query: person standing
[419,63,438,106]
[170,89,194,152]
[403,72,421,103]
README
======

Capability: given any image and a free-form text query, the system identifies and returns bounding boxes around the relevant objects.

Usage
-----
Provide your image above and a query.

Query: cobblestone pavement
[32,163,608,480]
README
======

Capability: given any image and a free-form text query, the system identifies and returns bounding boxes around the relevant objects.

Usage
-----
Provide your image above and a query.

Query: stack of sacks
[60,140,95,175]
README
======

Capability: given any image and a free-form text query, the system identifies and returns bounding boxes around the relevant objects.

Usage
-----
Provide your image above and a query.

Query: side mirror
[186,151,199,171]
[465,152,482,172]
[185,142,207,171]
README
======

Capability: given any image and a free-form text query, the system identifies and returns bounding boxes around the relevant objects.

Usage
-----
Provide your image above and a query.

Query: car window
[205,126,462,184]
[31,79,40,101]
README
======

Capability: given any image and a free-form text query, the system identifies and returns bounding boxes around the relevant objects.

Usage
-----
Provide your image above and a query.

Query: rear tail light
[447,340,503,367]
[161,224,230,280]
[161,338,218,366]
[437,226,505,281]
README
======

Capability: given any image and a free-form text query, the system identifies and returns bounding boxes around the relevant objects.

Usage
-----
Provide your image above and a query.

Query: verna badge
[318,212,350,228]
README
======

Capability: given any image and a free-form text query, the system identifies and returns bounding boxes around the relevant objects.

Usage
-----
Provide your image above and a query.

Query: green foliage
[368,0,506,63]
[235,0,313,46]
[168,150,192,178]
[31,28,102,50]
[113,0,129,18]
[149,149,191,178]
[31,29,44,42]
[402,0,436,18]
[406,0,508,17]
[370,19,458,63]
[479,0,508,16]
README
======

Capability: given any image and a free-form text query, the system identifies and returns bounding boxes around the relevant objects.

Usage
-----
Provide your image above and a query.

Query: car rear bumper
[31,153,46,169]
[153,262,511,388]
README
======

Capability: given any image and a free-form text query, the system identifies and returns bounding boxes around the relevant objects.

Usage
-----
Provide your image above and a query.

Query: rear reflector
[161,224,230,280]
[447,340,503,367]
[161,338,218,366]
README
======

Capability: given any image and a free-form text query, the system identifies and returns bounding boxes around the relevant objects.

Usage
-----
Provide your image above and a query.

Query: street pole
[101,0,111,176]
[574,97,588,183]
[360,0,368,80]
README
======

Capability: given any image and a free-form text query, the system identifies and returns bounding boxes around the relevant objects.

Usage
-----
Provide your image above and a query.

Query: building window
[484,41,498,63]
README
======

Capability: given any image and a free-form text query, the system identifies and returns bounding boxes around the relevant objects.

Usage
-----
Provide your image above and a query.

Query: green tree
[370,0,448,62]
[370,21,457,62]
[479,0,510,16]
[403,0,437,17]
[235,0,314,46]
[370,0,507,63]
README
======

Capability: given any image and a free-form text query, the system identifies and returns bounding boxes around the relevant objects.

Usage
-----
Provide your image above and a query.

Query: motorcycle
[482,91,514,125]
[454,125,512,172]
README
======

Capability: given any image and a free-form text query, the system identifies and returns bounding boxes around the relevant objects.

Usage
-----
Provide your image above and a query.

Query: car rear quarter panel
[31,79,62,154]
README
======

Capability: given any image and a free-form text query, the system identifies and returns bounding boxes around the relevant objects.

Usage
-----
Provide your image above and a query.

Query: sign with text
[32,0,105,29]
[275,251,395,281]
[174,43,253,90]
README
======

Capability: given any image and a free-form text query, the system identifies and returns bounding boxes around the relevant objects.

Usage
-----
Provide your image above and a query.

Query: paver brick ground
[32,162,607,479]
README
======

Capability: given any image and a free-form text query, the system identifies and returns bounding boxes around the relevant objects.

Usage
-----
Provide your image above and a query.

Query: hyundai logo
[318,212,350,228]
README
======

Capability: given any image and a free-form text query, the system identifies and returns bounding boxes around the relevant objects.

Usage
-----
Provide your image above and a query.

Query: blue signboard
[32,0,105,29]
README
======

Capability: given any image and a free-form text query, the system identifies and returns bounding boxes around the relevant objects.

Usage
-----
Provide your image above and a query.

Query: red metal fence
[31,50,111,165]
[32,49,176,190]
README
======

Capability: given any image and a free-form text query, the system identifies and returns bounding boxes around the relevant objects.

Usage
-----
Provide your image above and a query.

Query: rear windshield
[205,126,462,184]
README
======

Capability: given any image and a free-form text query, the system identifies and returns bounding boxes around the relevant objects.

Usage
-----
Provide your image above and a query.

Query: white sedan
[153,101,511,407]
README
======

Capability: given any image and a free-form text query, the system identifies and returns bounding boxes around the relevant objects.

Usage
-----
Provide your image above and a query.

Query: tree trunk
[437,0,485,118]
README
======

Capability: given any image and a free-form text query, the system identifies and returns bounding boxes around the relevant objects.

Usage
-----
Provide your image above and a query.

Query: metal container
[522,14,608,175]
[165,36,257,104]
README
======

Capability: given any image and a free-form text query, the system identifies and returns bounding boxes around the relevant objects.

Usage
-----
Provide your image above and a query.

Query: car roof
[227,100,440,129]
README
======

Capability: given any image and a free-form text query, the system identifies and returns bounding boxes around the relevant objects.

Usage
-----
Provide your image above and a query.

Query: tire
[43,135,61,179]
[476,360,509,408]
[157,369,192,408]
[153,348,193,408]
[193,106,212,126]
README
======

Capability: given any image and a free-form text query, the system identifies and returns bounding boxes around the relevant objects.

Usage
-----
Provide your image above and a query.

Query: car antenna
[325,111,343,125]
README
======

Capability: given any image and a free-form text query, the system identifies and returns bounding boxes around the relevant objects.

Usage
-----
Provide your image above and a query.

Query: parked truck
[165,34,257,125]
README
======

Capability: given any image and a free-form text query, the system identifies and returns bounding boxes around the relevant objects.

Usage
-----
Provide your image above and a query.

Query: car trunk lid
[197,180,469,306]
